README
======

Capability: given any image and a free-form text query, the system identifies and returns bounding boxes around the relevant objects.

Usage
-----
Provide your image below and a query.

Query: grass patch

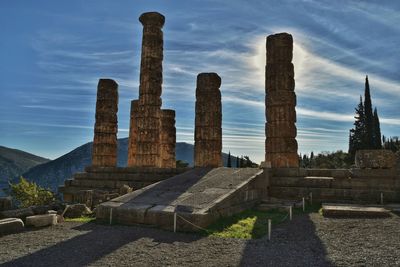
[64,216,96,223]
[204,203,321,239]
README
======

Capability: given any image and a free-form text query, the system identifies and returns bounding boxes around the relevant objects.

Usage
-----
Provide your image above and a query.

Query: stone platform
[59,166,189,203]
[268,168,400,203]
[322,203,391,218]
[96,167,265,231]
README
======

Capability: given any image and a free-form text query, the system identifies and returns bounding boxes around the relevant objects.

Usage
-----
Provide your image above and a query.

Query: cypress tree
[349,96,366,158]
[227,151,232,167]
[364,75,374,148]
[372,108,382,149]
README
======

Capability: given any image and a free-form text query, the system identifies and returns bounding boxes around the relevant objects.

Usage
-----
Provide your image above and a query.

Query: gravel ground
[0,213,399,266]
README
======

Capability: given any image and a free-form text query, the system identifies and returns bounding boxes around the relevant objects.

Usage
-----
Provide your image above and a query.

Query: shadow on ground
[240,213,334,266]
[1,222,202,267]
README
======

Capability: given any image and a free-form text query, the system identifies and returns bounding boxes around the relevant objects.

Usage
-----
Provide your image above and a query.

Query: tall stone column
[127,100,139,167]
[92,79,118,167]
[265,33,299,168]
[194,73,222,167]
[136,12,165,167]
[159,109,176,168]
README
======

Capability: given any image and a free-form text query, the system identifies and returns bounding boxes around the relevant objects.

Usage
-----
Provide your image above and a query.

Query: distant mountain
[22,138,235,192]
[0,146,50,182]
[0,146,50,196]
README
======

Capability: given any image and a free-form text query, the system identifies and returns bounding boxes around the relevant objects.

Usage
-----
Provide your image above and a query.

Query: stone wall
[194,73,222,167]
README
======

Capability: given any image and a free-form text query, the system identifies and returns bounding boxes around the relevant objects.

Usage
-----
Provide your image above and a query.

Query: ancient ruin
[92,79,118,167]
[194,73,223,167]
[60,12,400,233]
[265,33,299,168]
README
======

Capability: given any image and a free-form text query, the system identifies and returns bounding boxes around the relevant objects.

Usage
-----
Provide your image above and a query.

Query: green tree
[364,75,374,148]
[372,108,382,149]
[227,151,232,167]
[9,177,55,208]
[349,96,366,159]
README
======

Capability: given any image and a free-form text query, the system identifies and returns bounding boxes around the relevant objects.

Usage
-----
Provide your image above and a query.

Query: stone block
[64,204,92,218]
[355,150,396,169]
[0,196,12,211]
[26,214,57,227]
[0,207,34,220]
[0,218,24,235]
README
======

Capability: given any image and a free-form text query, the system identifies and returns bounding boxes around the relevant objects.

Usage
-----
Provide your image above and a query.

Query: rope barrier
[175,213,210,232]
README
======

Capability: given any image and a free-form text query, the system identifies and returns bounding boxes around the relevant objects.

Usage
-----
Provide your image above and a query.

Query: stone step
[321,203,391,218]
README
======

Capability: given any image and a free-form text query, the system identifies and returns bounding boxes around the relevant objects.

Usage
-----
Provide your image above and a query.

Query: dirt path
[1,213,399,266]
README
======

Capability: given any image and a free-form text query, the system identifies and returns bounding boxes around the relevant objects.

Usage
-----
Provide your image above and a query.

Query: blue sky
[0,0,399,163]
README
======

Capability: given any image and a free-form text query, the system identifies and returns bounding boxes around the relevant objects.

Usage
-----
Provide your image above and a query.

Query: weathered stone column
[92,79,118,167]
[159,109,176,168]
[265,33,299,168]
[136,12,165,167]
[194,73,222,167]
[127,100,139,167]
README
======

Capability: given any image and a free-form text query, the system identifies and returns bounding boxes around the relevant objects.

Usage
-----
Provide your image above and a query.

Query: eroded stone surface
[265,33,299,168]
[194,73,222,167]
[92,79,119,167]
[355,150,397,169]
[26,214,57,227]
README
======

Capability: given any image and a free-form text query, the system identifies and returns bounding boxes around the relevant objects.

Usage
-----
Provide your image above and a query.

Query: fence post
[380,192,384,205]
[289,206,292,220]
[109,208,113,225]
[302,197,305,212]
[268,219,271,240]
[309,192,313,205]
[174,212,177,233]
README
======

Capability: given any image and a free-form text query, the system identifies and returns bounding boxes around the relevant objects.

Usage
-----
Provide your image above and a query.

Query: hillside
[22,139,235,192]
[0,146,50,182]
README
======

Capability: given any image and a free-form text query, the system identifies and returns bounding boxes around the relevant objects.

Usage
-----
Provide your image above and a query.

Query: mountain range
[1,139,235,193]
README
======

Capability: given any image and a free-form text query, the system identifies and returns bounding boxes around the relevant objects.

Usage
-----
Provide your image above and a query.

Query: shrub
[9,177,55,208]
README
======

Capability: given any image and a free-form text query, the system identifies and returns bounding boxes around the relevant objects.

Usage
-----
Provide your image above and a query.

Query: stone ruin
[194,73,223,167]
[60,12,222,204]
[92,79,119,167]
[265,33,298,168]
[61,11,400,229]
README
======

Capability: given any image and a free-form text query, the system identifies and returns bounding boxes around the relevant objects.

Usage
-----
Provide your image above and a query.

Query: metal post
[310,192,313,205]
[109,208,113,225]
[268,219,271,241]
[381,192,384,205]
[302,197,305,212]
[174,212,177,233]
[289,206,292,220]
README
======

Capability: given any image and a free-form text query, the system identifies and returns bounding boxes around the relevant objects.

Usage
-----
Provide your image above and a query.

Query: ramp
[96,167,264,231]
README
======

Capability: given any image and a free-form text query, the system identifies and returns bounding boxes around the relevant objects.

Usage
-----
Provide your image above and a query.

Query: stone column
[136,12,165,167]
[127,100,139,167]
[92,79,118,167]
[194,73,222,167]
[265,33,299,168]
[159,109,176,168]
